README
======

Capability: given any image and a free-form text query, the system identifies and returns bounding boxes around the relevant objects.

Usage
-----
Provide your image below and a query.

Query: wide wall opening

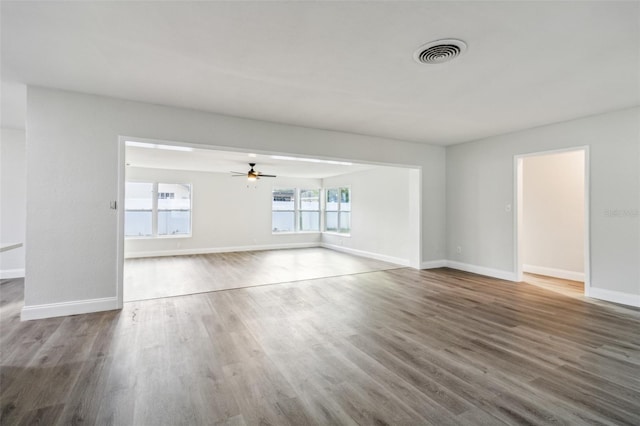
[117,138,421,303]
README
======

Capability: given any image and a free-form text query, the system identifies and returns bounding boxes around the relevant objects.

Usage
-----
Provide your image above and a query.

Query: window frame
[298,188,321,233]
[324,186,351,236]
[271,188,297,234]
[124,180,193,239]
[271,187,322,234]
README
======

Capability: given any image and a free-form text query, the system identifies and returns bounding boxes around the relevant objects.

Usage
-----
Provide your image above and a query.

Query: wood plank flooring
[524,272,585,299]
[124,248,401,302]
[2,266,639,425]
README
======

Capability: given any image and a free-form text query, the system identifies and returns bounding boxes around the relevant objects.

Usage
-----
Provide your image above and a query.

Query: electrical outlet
[505,203,512,212]
[456,246,462,254]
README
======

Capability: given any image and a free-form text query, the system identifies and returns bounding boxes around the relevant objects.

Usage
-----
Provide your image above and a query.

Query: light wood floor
[524,272,585,298]
[2,267,639,425]
[124,248,402,302]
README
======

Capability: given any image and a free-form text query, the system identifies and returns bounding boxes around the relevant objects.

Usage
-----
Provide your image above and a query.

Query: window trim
[272,187,322,234]
[324,186,351,235]
[271,187,297,234]
[298,188,321,233]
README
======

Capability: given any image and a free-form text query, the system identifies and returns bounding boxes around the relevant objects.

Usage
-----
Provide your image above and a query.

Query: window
[157,183,191,236]
[325,187,350,234]
[299,189,320,231]
[272,188,296,232]
[125,182,153,237]
[125,182,192,238]
[272,188,321,233]
[271,186,349,234]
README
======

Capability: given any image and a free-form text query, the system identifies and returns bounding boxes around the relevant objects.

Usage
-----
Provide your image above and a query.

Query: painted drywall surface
[25,87,445,306]
[523,151,584,277]
[0,128,26,276]
[322,167,414,264]
[447,107,640,296]
[124,167,321,256]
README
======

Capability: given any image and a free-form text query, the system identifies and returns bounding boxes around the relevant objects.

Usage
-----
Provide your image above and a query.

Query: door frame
[513,146,590,296]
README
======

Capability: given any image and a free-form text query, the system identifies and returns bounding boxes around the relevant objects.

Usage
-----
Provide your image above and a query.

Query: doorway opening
[515,147,590,297]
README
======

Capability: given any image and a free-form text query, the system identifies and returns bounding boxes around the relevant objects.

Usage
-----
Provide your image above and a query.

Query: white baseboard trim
[442,262,639,308]
[587,287,640,308]
[421,260,447,269]
[320,243,410,267]
[523,264,584,282]
[21,297,119,321]
[0,268,25,279]
[445,260,518,282]
[125,242,321,259]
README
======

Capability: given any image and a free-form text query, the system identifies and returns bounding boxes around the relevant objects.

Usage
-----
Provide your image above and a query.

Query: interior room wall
[23,86,445,318]
[124,166,321,257]
[522,151,585,281]
[0,128,26,278]
[446,107,640,306]
[321,166,417,266]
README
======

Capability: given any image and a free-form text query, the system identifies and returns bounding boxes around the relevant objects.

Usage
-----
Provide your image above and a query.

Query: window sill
[323,232,351,237]
[272,231,322,235]
[125,234,192,240]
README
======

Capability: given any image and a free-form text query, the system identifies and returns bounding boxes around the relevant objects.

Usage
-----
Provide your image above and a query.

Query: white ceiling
[126,144,376,179]
[2,1,638,144]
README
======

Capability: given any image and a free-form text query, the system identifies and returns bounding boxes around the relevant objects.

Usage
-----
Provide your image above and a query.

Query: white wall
[321,167,418,267]
[24,86,445,318]
[447,107,640,306]
[0,128,26,278]
[20,86,640,317]
[124,166,321,257]
[522,151,585,281]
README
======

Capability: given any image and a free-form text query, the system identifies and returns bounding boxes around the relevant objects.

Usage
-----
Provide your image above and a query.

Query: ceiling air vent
[414,39,467,64]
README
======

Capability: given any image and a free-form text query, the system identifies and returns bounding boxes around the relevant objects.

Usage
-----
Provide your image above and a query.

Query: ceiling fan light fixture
[231,162,276,180]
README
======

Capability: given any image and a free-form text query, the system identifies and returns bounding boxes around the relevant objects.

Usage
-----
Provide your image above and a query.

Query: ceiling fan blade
[230,164,276,179]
